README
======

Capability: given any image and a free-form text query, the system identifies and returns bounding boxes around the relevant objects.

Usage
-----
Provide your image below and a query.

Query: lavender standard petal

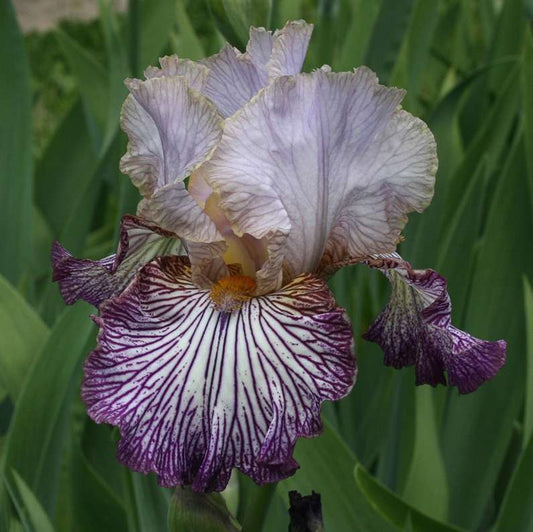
[203,68,436,293]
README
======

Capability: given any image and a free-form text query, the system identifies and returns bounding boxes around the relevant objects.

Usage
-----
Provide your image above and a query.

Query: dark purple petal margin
[83,256,356,491]
[51,215,183,307]
[363,255,506,394]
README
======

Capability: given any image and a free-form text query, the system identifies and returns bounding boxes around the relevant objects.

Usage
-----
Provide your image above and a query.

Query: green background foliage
[0,0,532,530]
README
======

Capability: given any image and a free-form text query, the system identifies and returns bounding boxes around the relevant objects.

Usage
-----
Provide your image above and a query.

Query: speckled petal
[83,256,355,491]
[363,254,506,394]
[51,215,183,307]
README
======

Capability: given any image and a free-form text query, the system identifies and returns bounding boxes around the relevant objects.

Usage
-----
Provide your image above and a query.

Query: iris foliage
[0,0,532,530]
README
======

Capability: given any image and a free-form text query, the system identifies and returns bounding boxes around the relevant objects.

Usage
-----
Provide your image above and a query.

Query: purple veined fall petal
[83,256,356,491]
[51,215,184,307]
[204,68,437,293]
[363,254,506,394]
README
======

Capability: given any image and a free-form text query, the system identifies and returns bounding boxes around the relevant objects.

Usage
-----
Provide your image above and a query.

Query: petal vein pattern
[52,216,184,307]
[119,76,223,243]
[204,68,437,290]
[83,257,355,491]
[120,76,222,196]
[363,254,506,393]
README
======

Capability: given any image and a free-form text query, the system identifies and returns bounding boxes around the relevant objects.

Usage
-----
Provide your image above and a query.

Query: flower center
[210,275,257,312]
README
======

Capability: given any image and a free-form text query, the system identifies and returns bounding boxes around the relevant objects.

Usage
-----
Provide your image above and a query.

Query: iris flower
[52,21,506,492]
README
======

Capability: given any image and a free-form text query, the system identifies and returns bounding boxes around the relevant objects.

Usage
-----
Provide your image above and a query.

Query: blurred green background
[1,0,532,530]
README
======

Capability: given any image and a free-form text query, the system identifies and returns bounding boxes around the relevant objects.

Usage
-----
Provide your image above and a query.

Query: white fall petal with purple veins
[84,257,355,490]
[51,19,506,492]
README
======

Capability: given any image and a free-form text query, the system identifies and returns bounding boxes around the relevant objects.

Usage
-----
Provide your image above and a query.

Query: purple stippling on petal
[364,256,506,394]
[83,256,356,491]
[52,215,183,307]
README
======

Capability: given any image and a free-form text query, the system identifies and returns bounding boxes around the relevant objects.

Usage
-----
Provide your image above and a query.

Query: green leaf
[442,133,532,530]
[523,277,533,444]
[402,387,449,521]
[168,489,240,532]
[364,0,415,84]
[5,469,55,532]
[0,274,49,401]
[55,30,109,148]
[355,466,463,532]
[0,0,33,284]
[173,0,206,60]
[31,207,55,281]
[434,157,488,322]
[487,0,525,92]
[2,302,95,516]
[408,62,519,267]
[375,372,415,493]
[206,0,272,48]
[131,474,171,532]
[34,101,99,245]
[336,0,381,70]
[521,27,533,209]
[395,0,441,113]
[493,432,533,531]
[278,423,397,532]
[272,0,303,28]
[70,441,128,532]
[140,0,180,66]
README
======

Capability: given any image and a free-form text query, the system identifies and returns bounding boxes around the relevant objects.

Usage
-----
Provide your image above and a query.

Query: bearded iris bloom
[52,21,506,492]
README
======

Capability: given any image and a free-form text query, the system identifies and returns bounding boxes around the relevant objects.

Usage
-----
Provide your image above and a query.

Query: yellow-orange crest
[210,275,257,312]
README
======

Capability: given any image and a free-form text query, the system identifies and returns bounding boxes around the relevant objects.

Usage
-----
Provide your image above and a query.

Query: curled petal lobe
[119,75,222,196]
[137,184,221,243]
[143,56,208,93]
[267,20,313,80]
[199,20,313,117]
[52,216,183,307]
[83,256,355,491]
[205,69,437,291]
[202,44,265,118]
[246,27,274,71]
[363,255,506,393]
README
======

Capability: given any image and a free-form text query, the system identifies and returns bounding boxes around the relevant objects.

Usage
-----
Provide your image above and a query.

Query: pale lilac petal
[83,256,355,491]
[143,56,208,92]
[119,76,222,196]
[199,21,313,118]
[137,183,221,243]
[246,27,274,72]
[363,255,506,394]
[204,69,437,291]
[267,20,313,79]
[52,216,183,307]
[201,44,264,118]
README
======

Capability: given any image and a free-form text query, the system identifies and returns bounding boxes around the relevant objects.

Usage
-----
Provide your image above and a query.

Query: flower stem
[241,483,277,532]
